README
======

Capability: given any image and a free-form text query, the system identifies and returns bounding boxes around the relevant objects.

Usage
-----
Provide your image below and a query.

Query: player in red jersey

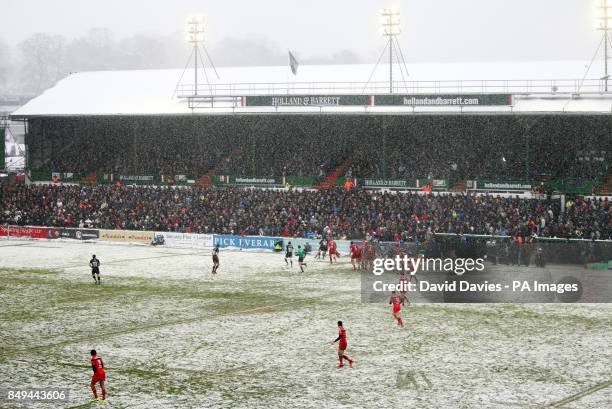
[349,241,362,270]
[332,321,354,368]
[390,291,404,327]
[89,349,107,403]
[328,240,340,264]
[361,240,375,271]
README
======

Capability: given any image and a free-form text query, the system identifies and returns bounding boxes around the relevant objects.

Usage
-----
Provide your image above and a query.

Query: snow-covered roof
[11,60,612,116]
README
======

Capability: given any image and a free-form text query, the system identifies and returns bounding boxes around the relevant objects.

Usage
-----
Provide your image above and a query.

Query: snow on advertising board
[155,232,213,248]
[99,229,154,244]
[213,235,282,250]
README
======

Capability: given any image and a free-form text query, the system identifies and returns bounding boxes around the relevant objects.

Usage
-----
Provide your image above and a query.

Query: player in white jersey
[285,242,294,267]
[212,245,220,274]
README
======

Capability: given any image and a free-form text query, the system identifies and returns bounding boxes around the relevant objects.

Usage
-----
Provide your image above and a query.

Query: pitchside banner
[0,225,49,239]
[99,229,154,244]
[213,235,282,250]
[57,228,100,240]
[245,95,369,107]
[155,232,213,248]
[374,94,512,106]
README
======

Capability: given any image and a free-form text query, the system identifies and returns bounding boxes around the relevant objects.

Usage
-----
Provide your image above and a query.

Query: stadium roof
[11,60,612,117]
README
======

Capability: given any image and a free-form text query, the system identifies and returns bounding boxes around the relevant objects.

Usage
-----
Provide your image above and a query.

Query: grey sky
[2,0,604,63]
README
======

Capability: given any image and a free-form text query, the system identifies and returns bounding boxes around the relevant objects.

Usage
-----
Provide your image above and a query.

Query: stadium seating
[1,185,610,240]
[27,115,610,182]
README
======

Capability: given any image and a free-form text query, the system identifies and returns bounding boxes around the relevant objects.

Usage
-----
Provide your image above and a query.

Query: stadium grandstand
[3,60,612,241]
[10,61,612,189]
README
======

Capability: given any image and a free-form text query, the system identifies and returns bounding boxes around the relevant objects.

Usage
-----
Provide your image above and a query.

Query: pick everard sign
[244,94,512,107]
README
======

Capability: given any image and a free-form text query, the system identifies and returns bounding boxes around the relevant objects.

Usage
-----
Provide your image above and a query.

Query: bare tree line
[0,29,363,95]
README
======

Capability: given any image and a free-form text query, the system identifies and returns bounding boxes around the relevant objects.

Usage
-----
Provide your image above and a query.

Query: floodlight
[377,7,402,93]
[379,7,401,36]
[595,0,612,30]
[185,14,207,96]
[186,15,205,44]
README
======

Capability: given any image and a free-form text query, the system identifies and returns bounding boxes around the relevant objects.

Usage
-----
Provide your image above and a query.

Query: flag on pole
[289,50,299,75]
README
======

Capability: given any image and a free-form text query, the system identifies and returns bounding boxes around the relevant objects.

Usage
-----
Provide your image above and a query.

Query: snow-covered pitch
[0,239,610,408]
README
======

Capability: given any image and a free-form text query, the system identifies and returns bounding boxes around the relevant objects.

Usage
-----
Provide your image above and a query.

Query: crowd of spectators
[346,115,611,181]
[29,115,610,182]
[2,185,610,241]
[29,117,233,177]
